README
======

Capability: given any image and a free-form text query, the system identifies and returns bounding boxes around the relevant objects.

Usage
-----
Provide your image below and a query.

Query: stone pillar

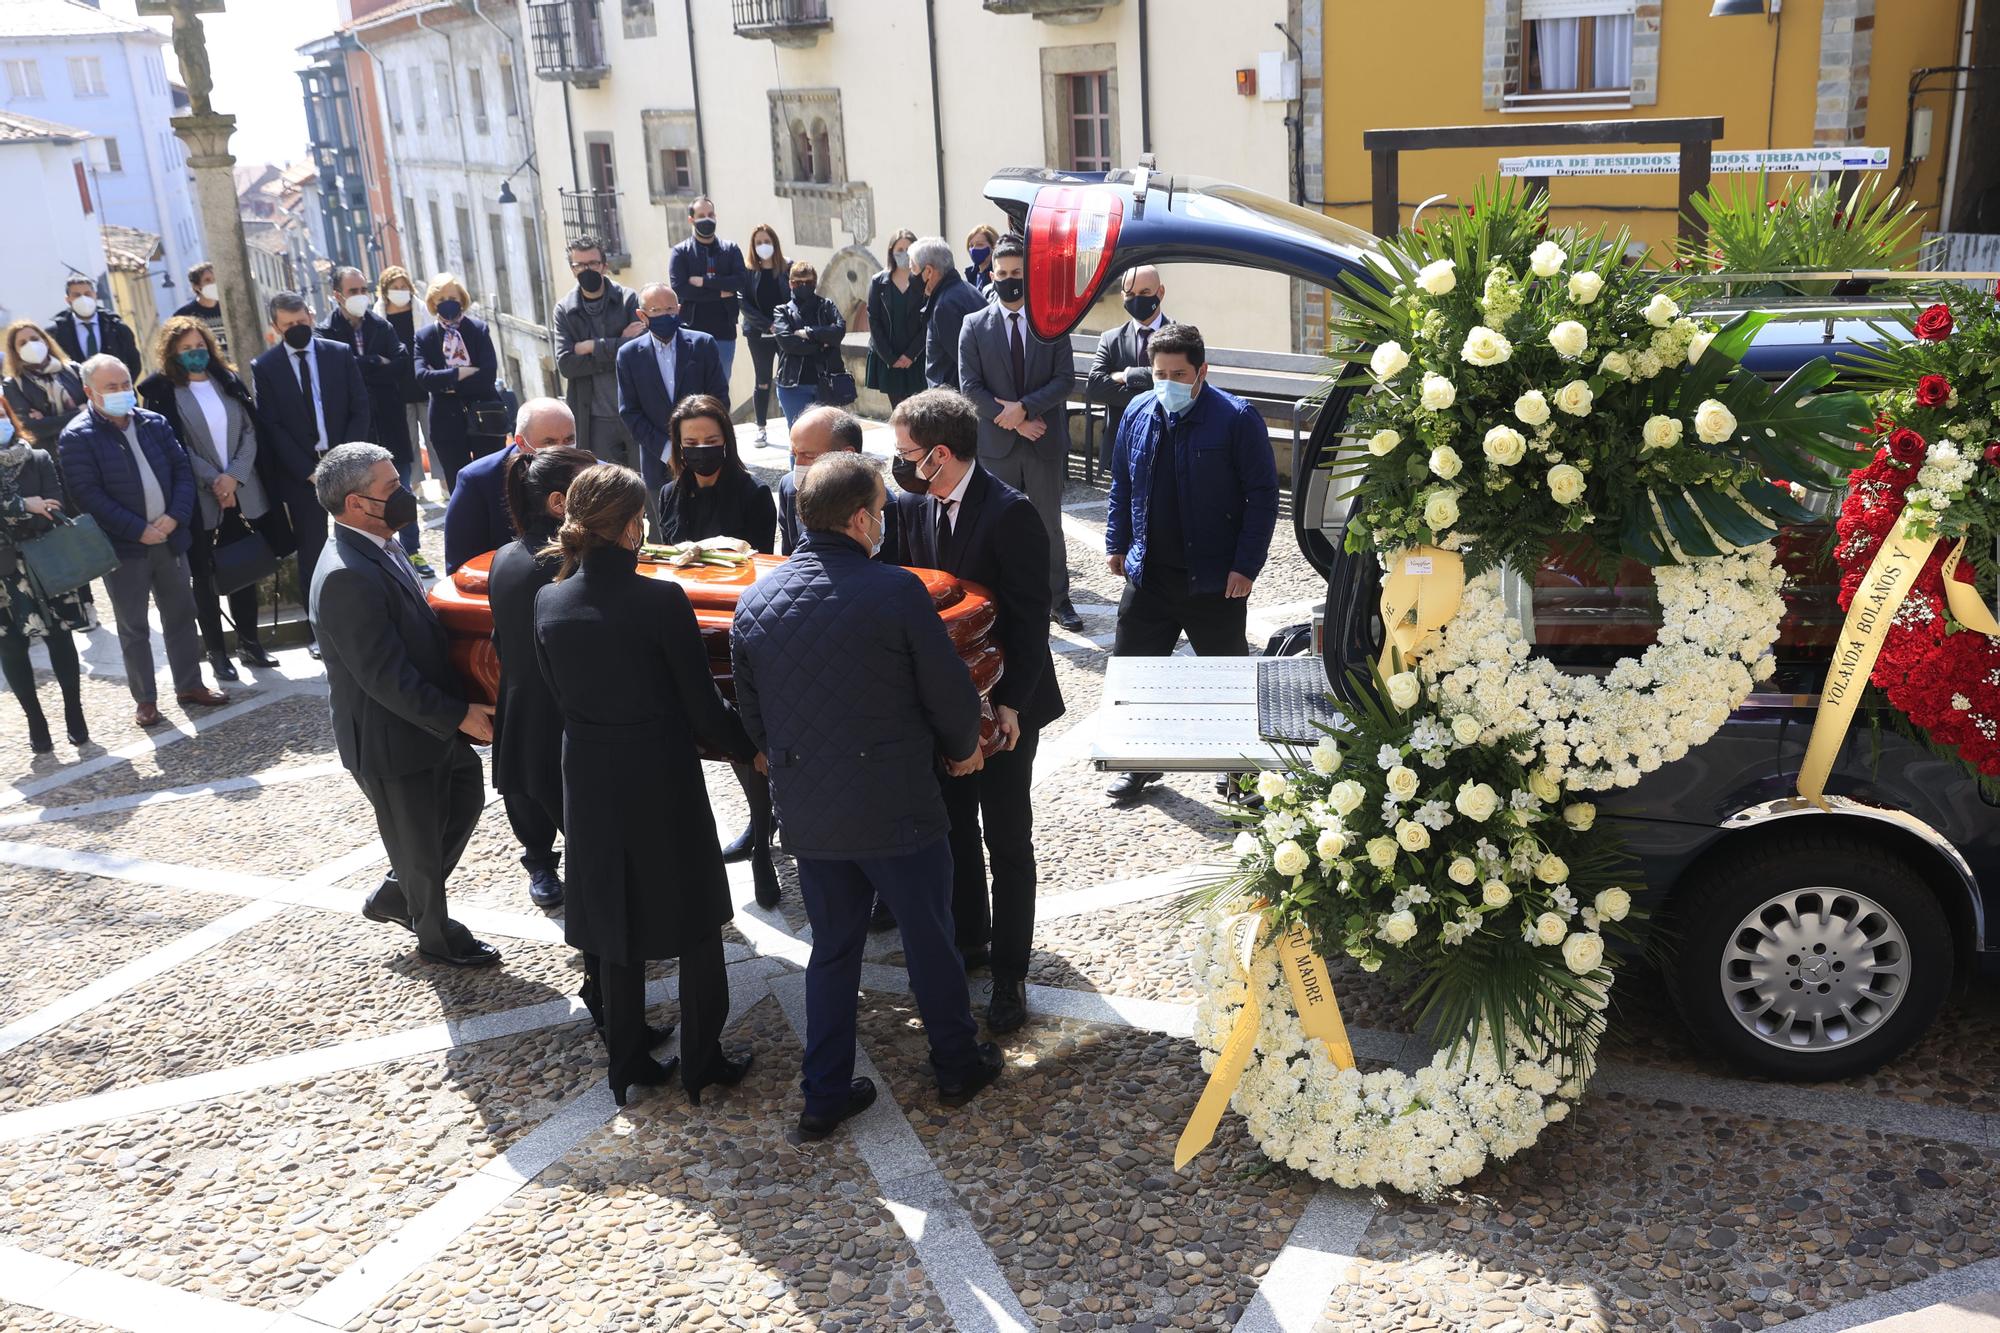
[173,110,266,367]
[1815,0,1876,146]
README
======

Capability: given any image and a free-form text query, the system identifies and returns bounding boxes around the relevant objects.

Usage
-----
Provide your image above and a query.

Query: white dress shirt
[937,462,974,535]
[649,333,678,463]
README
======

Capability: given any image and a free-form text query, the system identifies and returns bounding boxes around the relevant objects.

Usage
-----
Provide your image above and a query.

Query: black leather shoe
[610,1054,680,1108]
[361,888,414,934]
[799,1077,877,1140]
[419,938,503,968]
[1053,598,1085,633]
[527,866,564,909]
[238,639,279,669]
[939,1042,1005,1107]
[869,898,896,932]
[306,641,322,661]
[686,1046,754,1106]
[207,651,240,683]
[719,819,756,863]
[960,944,990,973]
[751,850,780,909]
[987,973,1028,1035]
[1106,771,1160,804]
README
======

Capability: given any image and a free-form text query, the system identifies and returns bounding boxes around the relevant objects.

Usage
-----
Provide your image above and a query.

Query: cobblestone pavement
[1,452,1997,1331]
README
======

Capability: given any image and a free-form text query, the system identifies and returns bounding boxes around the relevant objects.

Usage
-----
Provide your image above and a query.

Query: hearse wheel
[1670,831,1951,1081]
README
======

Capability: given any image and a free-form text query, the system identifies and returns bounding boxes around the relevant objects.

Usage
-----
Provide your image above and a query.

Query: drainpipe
[1137,0,1152,154]
[925,0,947,234]
[683,0,709,190]
[1942,0,1979,228]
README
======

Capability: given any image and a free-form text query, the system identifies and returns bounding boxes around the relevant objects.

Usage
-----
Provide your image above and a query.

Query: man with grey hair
[320,266,416,560]
[615,281,727,536]
[442,396,576,576]
[310,441,501,969]
[911,238,986,392]
[59,353,229,726]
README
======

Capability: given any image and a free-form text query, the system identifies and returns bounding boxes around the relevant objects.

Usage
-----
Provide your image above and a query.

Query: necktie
[935,498,953,566]
[350,319,365,357]
[85,322,98,358]
[1138,325,1152,360]
[1008,313,1026,398]
[296,350,316,444]
[385,544,423,597]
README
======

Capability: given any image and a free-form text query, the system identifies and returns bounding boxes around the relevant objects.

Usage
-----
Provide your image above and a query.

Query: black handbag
[466,402,511,436]
[18,511,119,601]
[817,362,858,407]
[209,509,279,597]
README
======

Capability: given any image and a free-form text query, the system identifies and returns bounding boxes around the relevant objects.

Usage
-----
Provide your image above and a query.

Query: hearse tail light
[1026,185,1124,341]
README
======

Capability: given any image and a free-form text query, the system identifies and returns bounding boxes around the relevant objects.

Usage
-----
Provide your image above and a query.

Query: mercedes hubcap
[1719,887,1910,1051]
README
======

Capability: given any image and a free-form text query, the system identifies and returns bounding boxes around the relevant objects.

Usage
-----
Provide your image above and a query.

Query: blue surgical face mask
[0,418,14,446]
[649,312,682,340]
[1156,377,1196,416]
[99,389,137,417]
[864,507,885,557]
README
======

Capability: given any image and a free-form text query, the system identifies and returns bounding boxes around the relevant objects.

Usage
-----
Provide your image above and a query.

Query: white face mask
[18,339,49,366]
[69,295,97,319]
[343,293,371,319]
[791,463,809,492]
[387,288,413,308]
[200,283,220,302]
[755,242,775,261]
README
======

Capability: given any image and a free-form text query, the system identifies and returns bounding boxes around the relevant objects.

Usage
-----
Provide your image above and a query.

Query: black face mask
[891,449,935,496]
[692,217,717,239]
[992,276,1026,304]
[683,446,725,478]
[282,323,315,351]
[791,283,816,303]
[577,268,605,295]
[357,486,419,531]
[1124,293,1161,322]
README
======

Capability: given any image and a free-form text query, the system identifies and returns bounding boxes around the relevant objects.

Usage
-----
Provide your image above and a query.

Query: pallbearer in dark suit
[307,443,500,969]
[1085,266,1169,474]
[890,389,1065,1034]
[532,463,758,1108]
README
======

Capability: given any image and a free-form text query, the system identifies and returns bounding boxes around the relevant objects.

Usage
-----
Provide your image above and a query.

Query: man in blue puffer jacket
[732,453,1003,1140]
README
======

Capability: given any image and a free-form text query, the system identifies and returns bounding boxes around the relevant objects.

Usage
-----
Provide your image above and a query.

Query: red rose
[1914,303,1954,341]
[1915,374,1953,407]
[1984,441,2000,467]
[1887,427,1927,465]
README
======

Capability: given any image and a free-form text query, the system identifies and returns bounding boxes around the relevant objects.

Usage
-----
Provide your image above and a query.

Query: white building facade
[347,0,555,402]
[0,109,107,328]
[0,0,202,322]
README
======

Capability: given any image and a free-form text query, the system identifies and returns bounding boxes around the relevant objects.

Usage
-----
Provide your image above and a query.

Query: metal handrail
[1675,269,2000,282]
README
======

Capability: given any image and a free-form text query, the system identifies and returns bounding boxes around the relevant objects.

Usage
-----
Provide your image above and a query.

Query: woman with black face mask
[771,261,847,430]
[654,393,781,907]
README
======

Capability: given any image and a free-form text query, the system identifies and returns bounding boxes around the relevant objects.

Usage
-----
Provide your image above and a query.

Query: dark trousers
[585,929,729,1092]
[427,401,502,493]
[747,332,777,428]
[186,521,261,657]
[795,837,981,1116]
[1113,567,1251,658]
[356,741,485,954]
[101,544,204,704]
[0,618,80,733]
[272,475,328,630]
[502,791,560,873]
[943,727,1040,976]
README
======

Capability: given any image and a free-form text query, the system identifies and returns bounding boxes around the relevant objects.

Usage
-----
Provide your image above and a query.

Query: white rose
[1562,802,1596,832]
[1529,240,1567,279]
[1534,911,1568,946]
[1512,392,1550,429]
[1272,840,1311,877]
[1528,769,1562,803]
[1316,828,1347,861]
[1366,836,1399,870]
[1595,887,1632,922]
[1484,424,1527,466]
[1599,350,1632,379]
[1370,340,1410,380]
[1548,320,1589,360]
[1694,398,1738,445]
[1385,673,1422,712]
[1429,446,1463,480]
[1546,463,1586,505]
[1422,489,1461,530]
[1395,819,1431,852]
[1460,325,1513,367]
[1448,856,1478,886]
[1553,379,1594,417]
[1256,771,1291,802]
[1561,930,1606,974]
[1310,741,1341,775]
[1687,328,1716,364]
[1233,831,1260,860]
[1482,879,1512,908]
[1535,852,1570,885]
[1386,763,1421,800]
[1450,714,1482,745]
[1454,781,1499,822]
[1366,428,1402,457]
[1381,910,1418,945]
[1419,372,1457,411]
[1643,293,1680,328]
[1642,414,1684,451]
[1567,270,1603,304]
[1329,780,1365,815]
[1416,258,1457,296]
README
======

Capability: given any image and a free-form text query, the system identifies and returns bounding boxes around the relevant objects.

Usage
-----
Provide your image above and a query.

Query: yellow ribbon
[1938,538,2000,637]
[1377,545,1465,678]
[1175,913,1355,1171]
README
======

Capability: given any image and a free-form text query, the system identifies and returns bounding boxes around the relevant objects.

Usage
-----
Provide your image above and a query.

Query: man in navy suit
[442,398,576,574]
[252,291,370,657]
[615,282,727,537]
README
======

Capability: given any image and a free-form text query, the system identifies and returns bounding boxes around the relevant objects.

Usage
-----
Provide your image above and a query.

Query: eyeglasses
[569,258,607,272]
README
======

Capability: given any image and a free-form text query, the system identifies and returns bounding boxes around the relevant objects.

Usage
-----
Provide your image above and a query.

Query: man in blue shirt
[1103,322,1279,804]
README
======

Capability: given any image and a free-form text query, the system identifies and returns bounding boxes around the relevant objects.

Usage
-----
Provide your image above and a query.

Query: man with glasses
[553,237,645,473]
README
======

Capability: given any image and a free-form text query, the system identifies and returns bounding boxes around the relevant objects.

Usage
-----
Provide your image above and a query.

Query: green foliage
[1678,174,1928,295]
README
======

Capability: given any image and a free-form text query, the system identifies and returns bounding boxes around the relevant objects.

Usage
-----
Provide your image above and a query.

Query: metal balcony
[528,0,610,88]
[982,0,1120,20]
[559,188,627,269]
[731,0,831,47]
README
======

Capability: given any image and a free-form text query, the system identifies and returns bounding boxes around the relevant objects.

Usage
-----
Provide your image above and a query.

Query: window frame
[497,51,520,118]
[67,55,107,98]
[467,67,489,135]
[3,59,42,100]
[1064,70,1113,173]
[434,61,456,126]
[100,135,121,173]
[407,67,427,132]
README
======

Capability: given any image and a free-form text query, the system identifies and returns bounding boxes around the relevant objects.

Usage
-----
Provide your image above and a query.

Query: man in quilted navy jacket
[732,453,1003,1139]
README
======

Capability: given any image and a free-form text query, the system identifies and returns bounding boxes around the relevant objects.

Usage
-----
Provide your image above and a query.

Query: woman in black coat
[770,260,847,430]
[412,274,503,492]
[865,230,928,408]
[533,462,758,1107]
[655,395,780,909]
[738,223,789,446]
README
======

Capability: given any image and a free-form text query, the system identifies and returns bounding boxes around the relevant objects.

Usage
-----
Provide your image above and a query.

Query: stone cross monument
[138,0,266,366]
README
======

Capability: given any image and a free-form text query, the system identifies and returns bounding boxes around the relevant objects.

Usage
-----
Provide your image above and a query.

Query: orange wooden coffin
[428,552,1006,757]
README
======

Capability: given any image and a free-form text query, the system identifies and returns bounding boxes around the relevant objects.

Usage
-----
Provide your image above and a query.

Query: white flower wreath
[1421,547,1787,791]
[1191,914,1606,1200]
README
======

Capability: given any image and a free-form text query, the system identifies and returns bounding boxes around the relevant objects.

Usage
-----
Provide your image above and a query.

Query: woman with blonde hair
[2,320,86,451]
[137,314,279,678]
[771,259,847,429]
[964,223,1000,293]
[411,273,501,491]
[865,228,928,408]
[532,462,758,1107]
[739,222,789,445]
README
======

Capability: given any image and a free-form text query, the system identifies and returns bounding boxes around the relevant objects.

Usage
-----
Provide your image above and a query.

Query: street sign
[1498,146,1892,178]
